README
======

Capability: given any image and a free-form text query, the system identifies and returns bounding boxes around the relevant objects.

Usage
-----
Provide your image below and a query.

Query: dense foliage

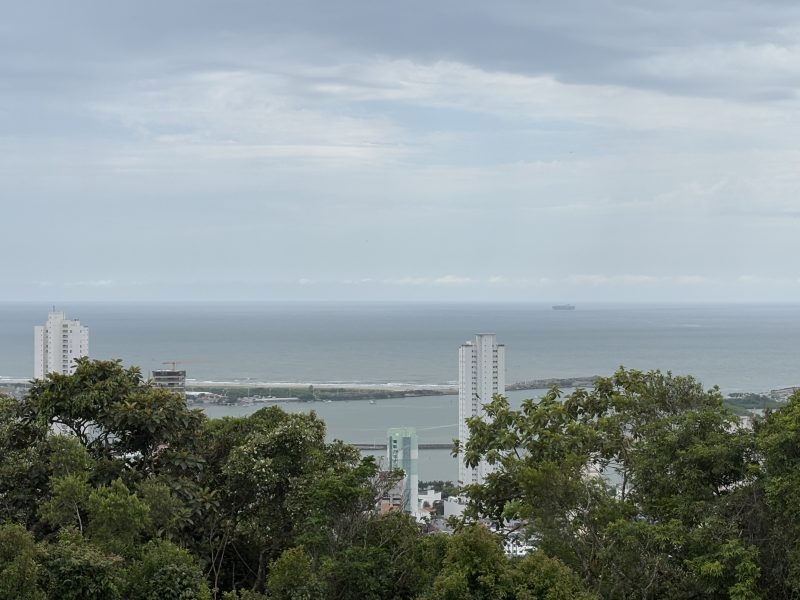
[4,359,800,598]
[459,368,800,599]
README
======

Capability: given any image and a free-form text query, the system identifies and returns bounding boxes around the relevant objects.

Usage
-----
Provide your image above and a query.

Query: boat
[552,304,576,311]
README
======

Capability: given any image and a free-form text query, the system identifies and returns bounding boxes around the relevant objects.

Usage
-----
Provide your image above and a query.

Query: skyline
[3,1,800,302]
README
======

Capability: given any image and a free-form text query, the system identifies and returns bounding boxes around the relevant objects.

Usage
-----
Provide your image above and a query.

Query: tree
[4,362,399,597]
[424,524,595,600]
[507,551,597,600]
[0,394,48,525]
[15,359,209,551]
[38,436,94,534]
[425,524,509,600]
[38,473,91,534]
[754,390,800,597]
[23,359,144,451]
[319,511,446,600]
[40,529,122,600]
[265,546,322,600]
[0,523,45,600]
[22,358,207,477]
[458,368,759,599]
[125,540,211,600]
[196,406,390,594]
[86,478,150,557]
[8,359,795,598]
[136,477,193,539]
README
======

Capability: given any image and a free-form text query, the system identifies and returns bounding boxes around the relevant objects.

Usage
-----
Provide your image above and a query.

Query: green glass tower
[387,427,419,515]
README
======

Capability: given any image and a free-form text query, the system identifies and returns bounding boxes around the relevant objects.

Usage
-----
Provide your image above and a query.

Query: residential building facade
[458,333,505,486]
[34,310,89,379]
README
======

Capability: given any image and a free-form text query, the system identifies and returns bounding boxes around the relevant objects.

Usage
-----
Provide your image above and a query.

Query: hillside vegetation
[2,359,800,599]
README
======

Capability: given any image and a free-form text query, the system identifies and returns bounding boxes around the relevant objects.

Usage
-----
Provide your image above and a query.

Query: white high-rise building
[34,310,89,379]
[458,333,505,486]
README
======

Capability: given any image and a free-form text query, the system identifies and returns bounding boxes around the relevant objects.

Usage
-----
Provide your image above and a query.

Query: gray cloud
[2,0,799,301]
[7,1,800,98]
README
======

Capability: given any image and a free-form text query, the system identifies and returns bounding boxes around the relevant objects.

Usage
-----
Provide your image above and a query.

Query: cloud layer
[2,0,799,301]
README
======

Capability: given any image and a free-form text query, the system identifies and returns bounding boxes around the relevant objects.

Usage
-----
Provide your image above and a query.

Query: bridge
[351,442,453,450]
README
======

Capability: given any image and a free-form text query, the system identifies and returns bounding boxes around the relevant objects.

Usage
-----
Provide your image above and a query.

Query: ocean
[3,301,800,480]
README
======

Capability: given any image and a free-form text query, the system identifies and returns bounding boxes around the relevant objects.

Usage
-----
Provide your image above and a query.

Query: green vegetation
[418,480,460,499]
[458,368,800,599]
[195,385,451,403]
[7,359,800,598]
[723,392,781,415]
[506,376,601,391]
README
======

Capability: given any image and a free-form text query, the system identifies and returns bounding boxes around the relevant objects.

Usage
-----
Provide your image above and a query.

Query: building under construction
[151,369,187,399]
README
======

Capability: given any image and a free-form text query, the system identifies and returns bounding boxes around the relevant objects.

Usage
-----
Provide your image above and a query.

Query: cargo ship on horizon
[552,304,576,311]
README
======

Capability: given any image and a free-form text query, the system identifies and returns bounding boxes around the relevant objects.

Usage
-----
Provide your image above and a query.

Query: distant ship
[552,304,576,311]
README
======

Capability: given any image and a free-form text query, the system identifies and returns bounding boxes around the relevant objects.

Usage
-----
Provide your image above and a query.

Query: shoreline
[186,377,607,404]
[184,376,604,392]
[3,376,796,410]
[187,380,459,392]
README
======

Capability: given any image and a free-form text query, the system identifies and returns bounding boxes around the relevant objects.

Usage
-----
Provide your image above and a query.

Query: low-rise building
[418,488,441,511]
[443,495,469,519]
[378,478,406,515]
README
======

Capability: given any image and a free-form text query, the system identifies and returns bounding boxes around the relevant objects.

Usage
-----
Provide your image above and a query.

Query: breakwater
[188,376,604,404]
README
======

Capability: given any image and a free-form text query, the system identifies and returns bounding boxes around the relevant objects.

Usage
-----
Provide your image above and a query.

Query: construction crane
[161,361,183,370]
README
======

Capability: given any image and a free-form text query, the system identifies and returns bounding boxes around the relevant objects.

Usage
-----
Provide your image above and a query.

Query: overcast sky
[3,0,800,302]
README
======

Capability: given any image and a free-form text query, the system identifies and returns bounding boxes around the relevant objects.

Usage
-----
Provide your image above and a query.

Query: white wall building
[34,310,89,379]
[443,494,469,519]
[418,487,441,510]
[458,333,505,486]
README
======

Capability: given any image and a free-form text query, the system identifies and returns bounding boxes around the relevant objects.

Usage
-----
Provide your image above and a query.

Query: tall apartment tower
[387,427,419,515]
[458,333,505,486]
[34,310,89,379]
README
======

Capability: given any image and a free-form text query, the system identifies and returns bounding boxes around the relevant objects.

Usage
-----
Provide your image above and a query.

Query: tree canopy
[457,368,800,599]
[4,360,800,598]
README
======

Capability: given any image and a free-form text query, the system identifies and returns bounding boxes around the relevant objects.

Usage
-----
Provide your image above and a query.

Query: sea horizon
[3,301,800,394]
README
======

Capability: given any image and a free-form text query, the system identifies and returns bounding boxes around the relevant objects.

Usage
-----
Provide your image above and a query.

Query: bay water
[3,301,799,480]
